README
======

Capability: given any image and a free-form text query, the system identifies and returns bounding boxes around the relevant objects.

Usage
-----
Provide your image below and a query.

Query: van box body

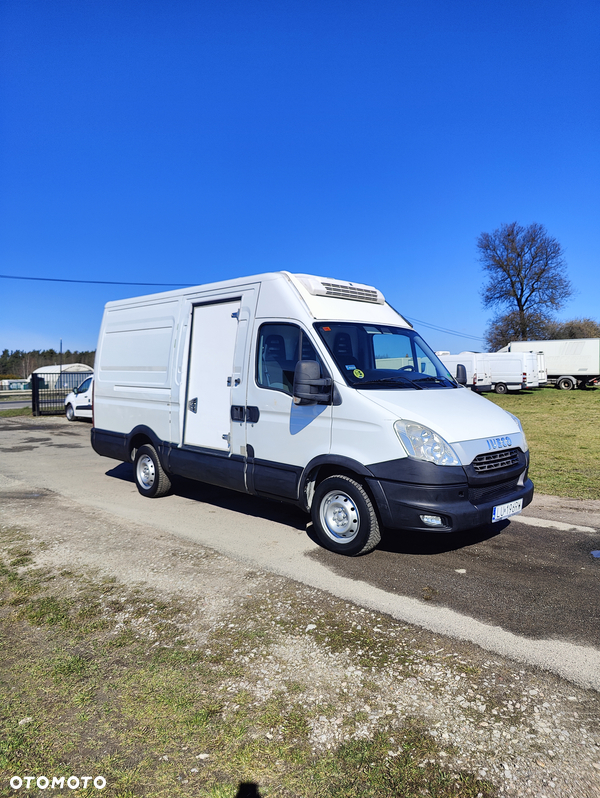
[92,272,533,555]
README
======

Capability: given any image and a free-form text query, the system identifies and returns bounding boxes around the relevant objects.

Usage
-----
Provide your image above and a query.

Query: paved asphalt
[311,515,600,648]
[1,415,599,689]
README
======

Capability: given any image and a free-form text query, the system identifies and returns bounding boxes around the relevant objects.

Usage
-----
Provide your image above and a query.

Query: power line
[404,316,485,342]
[0,273,193,287]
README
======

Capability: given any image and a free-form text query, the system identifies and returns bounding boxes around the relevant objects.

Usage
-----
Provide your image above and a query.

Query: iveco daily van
[91,272,533,555]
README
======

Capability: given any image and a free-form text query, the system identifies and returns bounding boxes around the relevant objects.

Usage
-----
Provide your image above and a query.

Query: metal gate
[31,372,92,416]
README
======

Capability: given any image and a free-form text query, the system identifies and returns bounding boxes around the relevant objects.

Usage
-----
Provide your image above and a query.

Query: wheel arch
[556,375,576,390]
[127,425,165,465]
[298,455,391,525]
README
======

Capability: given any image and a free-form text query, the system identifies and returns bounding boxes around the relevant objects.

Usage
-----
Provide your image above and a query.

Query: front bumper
[365,450,533,533]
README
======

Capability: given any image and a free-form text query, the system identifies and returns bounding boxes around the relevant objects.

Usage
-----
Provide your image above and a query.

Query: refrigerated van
[435,352,493,393]
[92,272,533,555]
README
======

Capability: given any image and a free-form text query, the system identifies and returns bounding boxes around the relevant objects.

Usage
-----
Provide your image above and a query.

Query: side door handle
[231,405,245,421]
[246,406,260,423]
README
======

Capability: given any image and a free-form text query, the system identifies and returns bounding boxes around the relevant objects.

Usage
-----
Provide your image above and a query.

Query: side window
[256,324,323,395]
[79,377,92,393]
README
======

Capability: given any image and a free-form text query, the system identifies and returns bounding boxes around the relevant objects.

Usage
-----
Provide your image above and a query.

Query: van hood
[357,386,519,443]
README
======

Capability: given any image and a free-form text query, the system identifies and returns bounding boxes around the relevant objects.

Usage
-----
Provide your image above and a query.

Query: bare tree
[478,222,573,347]
[543,317,600,339]
[484,310,551,351]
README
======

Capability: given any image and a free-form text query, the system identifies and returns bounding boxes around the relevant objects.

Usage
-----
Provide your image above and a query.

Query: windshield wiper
[413,376,453,386]
[355,377,423,390]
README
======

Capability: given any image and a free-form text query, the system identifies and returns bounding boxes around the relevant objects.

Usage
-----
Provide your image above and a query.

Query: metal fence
[31,372,92,416]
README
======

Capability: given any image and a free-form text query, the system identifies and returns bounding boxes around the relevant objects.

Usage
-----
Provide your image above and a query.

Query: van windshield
[315,323,457,390]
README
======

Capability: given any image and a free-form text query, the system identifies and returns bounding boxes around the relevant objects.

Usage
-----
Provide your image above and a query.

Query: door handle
[230,405,245,421]
[246,406,260,423]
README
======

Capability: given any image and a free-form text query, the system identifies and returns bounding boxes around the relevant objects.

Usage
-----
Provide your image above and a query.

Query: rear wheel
[134,444,171,498]
[311,475,381,556]
[557,377,574,390]
[65,404,75,421]
[494,383,508,395]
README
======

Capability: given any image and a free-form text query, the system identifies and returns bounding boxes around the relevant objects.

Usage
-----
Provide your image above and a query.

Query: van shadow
[105,462,507,556]
[235,783,262,798]
[105,463,308,531]
[376,519,508,556]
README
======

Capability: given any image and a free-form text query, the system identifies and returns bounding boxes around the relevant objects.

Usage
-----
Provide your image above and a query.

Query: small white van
[65,376,94,420]
[486,352,539,394]
[92,272,533,555]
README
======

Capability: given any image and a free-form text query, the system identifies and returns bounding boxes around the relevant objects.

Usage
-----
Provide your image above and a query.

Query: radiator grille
[469,478,520,505]
[472,448,520,473]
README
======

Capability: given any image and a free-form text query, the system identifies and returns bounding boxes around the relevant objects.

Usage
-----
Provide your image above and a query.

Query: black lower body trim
[251,460,302,500]
[91,428,129,462]
[168,446,246,493]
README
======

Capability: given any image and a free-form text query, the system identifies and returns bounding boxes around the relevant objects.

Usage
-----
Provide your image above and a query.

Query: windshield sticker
[345,364,357,370]
[353,369,365,379]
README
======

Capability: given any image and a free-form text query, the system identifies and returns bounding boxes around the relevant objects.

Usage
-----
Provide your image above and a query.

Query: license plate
[492,498,523,522]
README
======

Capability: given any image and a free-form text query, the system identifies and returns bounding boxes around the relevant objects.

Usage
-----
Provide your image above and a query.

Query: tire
[65,404,75,421]
[134,444,171,498]
[557,378,574,391]
[494,383,508,395]
[311,475,381,556]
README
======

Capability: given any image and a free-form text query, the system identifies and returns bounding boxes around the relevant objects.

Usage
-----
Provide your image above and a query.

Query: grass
[484,386,600,499]
[0,405,31,417]
[0,525,498,798]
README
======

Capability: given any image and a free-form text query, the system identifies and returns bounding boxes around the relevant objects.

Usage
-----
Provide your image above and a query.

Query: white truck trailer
[91,271,533,555]
[499,339,600,390]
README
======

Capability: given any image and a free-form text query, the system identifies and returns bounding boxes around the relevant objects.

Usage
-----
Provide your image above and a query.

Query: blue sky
[1,0,598,355]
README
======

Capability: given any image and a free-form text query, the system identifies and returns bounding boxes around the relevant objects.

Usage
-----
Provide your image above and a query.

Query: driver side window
[256,324,322,395]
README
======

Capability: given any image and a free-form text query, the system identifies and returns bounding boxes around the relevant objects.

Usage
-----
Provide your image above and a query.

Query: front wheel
[134,444,172,498]
[65,404,75,421]
[311,475,381,556]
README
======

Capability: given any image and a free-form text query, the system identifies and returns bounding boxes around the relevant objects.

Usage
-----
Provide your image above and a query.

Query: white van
[435,352,493,393]
[65,376,94,420]
[486,351,539,393]
[92,272,533,555]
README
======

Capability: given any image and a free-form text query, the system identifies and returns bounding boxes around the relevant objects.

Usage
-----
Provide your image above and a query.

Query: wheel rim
[66,405,74,420]
[319,490,360,543]
[137,454,156,489]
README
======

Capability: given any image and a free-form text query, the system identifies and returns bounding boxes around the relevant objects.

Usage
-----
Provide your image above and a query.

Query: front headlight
[506,412,529,452]
[394,420,461,466]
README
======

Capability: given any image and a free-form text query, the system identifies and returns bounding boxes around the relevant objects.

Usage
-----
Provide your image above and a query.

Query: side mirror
[73,387,78,395]
[293,360,332,405]
[456,364,467,385]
